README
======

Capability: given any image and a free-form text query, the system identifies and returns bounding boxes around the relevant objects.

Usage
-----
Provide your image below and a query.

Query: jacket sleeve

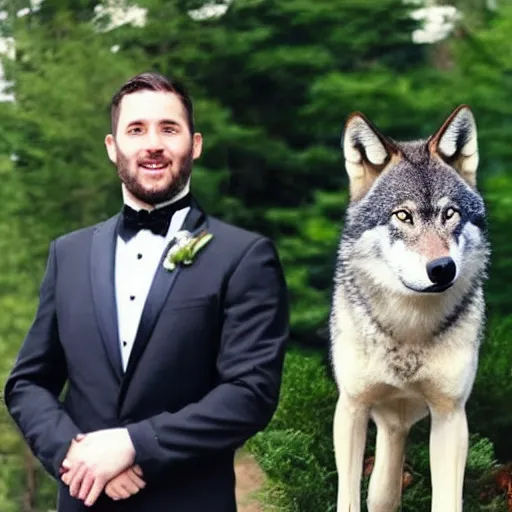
[126,236,289,479]
[3,240,81,480]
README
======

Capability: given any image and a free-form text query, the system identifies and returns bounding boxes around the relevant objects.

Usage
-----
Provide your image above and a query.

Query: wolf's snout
[426,257,456,286]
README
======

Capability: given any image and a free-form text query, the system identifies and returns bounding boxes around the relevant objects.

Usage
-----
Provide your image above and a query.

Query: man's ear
[428,104,479,188]
[192,132,203,160]
[104,134,117,165]
[342,112,401,202]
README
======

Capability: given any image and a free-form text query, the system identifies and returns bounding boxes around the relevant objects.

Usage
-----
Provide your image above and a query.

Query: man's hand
[59,433,85,477]
[105,465,146,500]
[60,428,136,507]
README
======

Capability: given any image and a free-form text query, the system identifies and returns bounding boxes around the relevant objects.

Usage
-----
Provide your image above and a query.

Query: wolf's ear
[428,105,479,188]
[342,112,401,201]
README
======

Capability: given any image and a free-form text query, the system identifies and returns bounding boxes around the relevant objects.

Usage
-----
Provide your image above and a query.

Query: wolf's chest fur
[330,280,484,402]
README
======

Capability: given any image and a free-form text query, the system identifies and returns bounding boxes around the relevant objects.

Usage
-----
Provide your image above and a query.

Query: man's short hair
[110,72,195,136]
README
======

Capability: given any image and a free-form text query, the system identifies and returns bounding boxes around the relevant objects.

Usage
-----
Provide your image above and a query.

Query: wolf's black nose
[426,257,456,286]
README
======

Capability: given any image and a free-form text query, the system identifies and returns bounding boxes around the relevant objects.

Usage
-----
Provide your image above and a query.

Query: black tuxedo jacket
[4,201,289,511]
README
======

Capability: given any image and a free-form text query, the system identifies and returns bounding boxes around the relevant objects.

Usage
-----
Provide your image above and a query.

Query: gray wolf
[329,104,489,512]
[4,72,289,512]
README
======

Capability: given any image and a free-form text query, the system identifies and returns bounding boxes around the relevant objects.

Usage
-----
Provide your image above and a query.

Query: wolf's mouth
[401,281,454,294]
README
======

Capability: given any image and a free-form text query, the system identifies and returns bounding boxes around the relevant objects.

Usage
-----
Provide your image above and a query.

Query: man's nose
[145,129,164,151]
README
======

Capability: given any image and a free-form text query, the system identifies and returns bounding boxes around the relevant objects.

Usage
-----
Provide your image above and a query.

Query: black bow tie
[119,194,192,242]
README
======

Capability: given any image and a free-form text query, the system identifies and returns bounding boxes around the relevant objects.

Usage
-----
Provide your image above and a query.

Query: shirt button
[122,341,127,347]
[130,295,135,301]
[137,253,142,259]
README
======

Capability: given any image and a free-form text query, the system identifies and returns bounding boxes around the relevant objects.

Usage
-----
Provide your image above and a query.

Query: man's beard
[116,147,193,206]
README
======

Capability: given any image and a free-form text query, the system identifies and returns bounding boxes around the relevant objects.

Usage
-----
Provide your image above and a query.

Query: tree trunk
[22,446,36,512]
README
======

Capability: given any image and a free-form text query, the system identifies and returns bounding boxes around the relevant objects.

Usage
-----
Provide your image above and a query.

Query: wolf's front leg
[429,406,468,512]
[333,390,369,512]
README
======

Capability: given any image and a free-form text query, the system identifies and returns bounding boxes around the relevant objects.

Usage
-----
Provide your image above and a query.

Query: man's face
[105,90,202,206]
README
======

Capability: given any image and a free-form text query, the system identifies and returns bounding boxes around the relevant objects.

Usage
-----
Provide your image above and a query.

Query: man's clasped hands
[59,428,146,507]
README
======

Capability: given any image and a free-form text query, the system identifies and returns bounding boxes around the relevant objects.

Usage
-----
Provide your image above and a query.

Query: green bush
[468,314,512,458]
[247,347,338,511]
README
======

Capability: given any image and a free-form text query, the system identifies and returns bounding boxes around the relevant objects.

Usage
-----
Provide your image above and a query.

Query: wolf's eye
[444,207,459,221]
[394,210,413,224]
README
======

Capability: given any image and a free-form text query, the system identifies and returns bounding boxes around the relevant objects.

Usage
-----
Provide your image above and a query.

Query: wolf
[329,104,490,512]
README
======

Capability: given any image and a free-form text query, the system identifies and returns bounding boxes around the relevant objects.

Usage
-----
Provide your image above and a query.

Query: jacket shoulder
[207,216,272,251]
[205,216,282,273]
[52,215,118,251]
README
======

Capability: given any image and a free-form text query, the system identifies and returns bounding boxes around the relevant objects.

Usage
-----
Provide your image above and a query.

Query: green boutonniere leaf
[163,230,214,272]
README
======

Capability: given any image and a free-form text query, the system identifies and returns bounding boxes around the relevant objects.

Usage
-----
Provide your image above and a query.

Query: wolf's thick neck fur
[337,229,486,346]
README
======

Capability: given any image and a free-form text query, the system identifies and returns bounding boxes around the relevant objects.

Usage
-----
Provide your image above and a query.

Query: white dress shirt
[114,184,190,371]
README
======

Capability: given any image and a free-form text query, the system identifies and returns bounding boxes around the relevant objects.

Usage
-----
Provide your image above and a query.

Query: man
[4,72,289,511]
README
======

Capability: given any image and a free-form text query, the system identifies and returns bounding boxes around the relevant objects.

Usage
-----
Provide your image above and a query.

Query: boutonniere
[163,229,214,272]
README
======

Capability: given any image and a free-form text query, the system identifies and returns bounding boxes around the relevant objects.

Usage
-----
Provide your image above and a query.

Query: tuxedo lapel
[119,201,208,404]
[90,214,124,382]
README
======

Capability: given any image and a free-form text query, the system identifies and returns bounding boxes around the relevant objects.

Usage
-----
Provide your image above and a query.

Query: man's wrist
[125,421,160,467]
[120,427,137,461]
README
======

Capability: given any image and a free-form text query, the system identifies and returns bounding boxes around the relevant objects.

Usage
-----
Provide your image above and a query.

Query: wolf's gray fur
[329,105,489,512]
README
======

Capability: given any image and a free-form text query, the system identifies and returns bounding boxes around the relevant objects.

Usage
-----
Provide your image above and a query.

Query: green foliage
[468,314,512,456]
[0,156,58,509]
[247,348,338,511]
[481,174,512,314]
[265,190,346,339]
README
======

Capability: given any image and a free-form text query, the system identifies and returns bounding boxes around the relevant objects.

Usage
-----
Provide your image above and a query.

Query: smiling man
[4,72,289,512]
[108,82,200,208]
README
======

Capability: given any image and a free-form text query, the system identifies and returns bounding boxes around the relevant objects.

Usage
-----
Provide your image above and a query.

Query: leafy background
[0,0,511,510]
